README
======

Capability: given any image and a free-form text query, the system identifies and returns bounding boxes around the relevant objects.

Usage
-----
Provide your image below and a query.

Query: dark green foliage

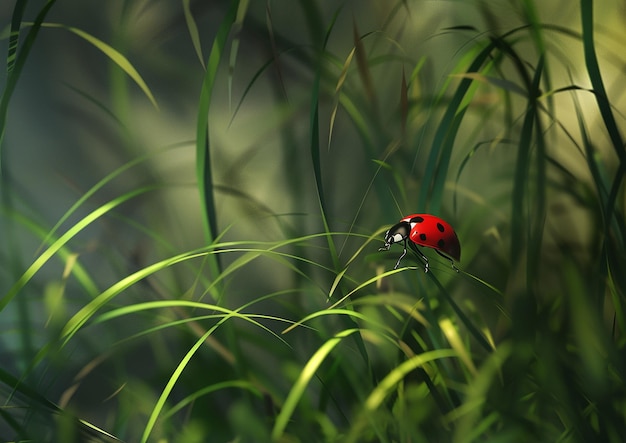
[1,1,625,442]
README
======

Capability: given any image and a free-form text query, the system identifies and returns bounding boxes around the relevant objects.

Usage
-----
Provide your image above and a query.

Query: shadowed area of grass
[0,1,624,441]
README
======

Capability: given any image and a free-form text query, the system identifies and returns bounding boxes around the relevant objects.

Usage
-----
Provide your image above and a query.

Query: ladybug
[378,214,460,273]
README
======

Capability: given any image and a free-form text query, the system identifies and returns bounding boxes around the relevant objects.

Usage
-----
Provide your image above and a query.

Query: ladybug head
[378,221,410,251]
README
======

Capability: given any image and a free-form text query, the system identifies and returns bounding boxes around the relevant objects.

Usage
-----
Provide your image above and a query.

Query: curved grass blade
[182,0,205,68]
[0,0,58,171]
[417,41,493,213]
[61,233,364,344]
[196,0,239,252]
[1,185,163,313]
[352,19,377,111]
[38,23,158,109]
[5,0,27,74]
[36,143,191,255]
[310,6,343,274]
[163,380,262,420]
[228,0,250,110]
[0,367,124,442]
[580,0,626,292]
[271,328,361,440]
[140,304,278,443]
[3,208,99,298]
[265,2,289,105]
[426,266,493,352]
[345,349,458,443]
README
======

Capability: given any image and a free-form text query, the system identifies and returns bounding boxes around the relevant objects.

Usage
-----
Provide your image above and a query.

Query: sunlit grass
[1,0,625,442]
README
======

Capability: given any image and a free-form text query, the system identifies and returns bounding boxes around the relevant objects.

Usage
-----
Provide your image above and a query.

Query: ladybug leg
[435,250,459,273]
[408,242,429,273]
[392,239,408,270]
[416,247,429,273]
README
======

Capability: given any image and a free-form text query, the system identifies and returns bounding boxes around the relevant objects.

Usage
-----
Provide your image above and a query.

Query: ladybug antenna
[378,241,391,252]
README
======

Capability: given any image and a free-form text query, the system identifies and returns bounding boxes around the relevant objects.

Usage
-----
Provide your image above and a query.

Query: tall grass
[1,0,624,442]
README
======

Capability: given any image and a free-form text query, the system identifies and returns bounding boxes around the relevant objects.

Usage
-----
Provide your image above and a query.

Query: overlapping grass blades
[2,0,626,441]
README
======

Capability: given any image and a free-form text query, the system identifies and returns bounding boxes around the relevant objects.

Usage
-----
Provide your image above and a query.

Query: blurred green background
[1,1,625,442]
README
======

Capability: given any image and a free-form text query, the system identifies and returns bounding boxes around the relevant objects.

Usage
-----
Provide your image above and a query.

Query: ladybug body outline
[378,213,460,272]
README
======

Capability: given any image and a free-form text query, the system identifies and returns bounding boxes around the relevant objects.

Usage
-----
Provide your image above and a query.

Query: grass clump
[1,1,624,441]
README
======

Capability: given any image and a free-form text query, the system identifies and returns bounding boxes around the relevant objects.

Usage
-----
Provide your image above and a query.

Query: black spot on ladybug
[437,223,445,232]
[419,233,427,241]
[415,216,424,223]
[438,239,445,248]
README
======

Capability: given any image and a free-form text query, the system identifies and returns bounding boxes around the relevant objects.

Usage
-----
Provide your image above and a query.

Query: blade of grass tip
[423,25,537,212]
[571,91,608,205]
[141,308,268,443]
[228,0,250,112]
[271,328,361,441]
[439,318,477,375]
[0,367,123,442]
[380,0,412,33]
[345,349,458,443]
[453,139,517,214]
[0,185,163,313]
[265,1,289,105]
[521,0,553,111]
[338,160,398,257]
[6,209,99,298]
[38,23,158,110]
[227,54,275,128]
[311,6,343,269]
[182,0,205,69]
[400,67,408,135]
[35,149,170,255]
[60,249,212,345]
[328,46,356,150]
[417,41,495,211]
[352,18,378,111]
[196,0,240,251]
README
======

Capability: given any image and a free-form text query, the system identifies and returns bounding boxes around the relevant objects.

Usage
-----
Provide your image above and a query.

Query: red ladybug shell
[400,214,461,261]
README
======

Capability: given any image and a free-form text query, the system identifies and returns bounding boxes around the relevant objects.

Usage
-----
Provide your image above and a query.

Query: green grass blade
[580,0,626,284]
[345,349,458,443]
[228,0,250,110]
[1,185,162,312]
[3,209,99,298]
[182,0,205,68]
[0,0,57,172]
[59,249,210,345]
[196,0,240,248]
[418,41,492,212]
[271,328,361,440]
[140,305,281,443]
[5,0,27,73]
[35,142,190,255]
[38,23,158,110]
